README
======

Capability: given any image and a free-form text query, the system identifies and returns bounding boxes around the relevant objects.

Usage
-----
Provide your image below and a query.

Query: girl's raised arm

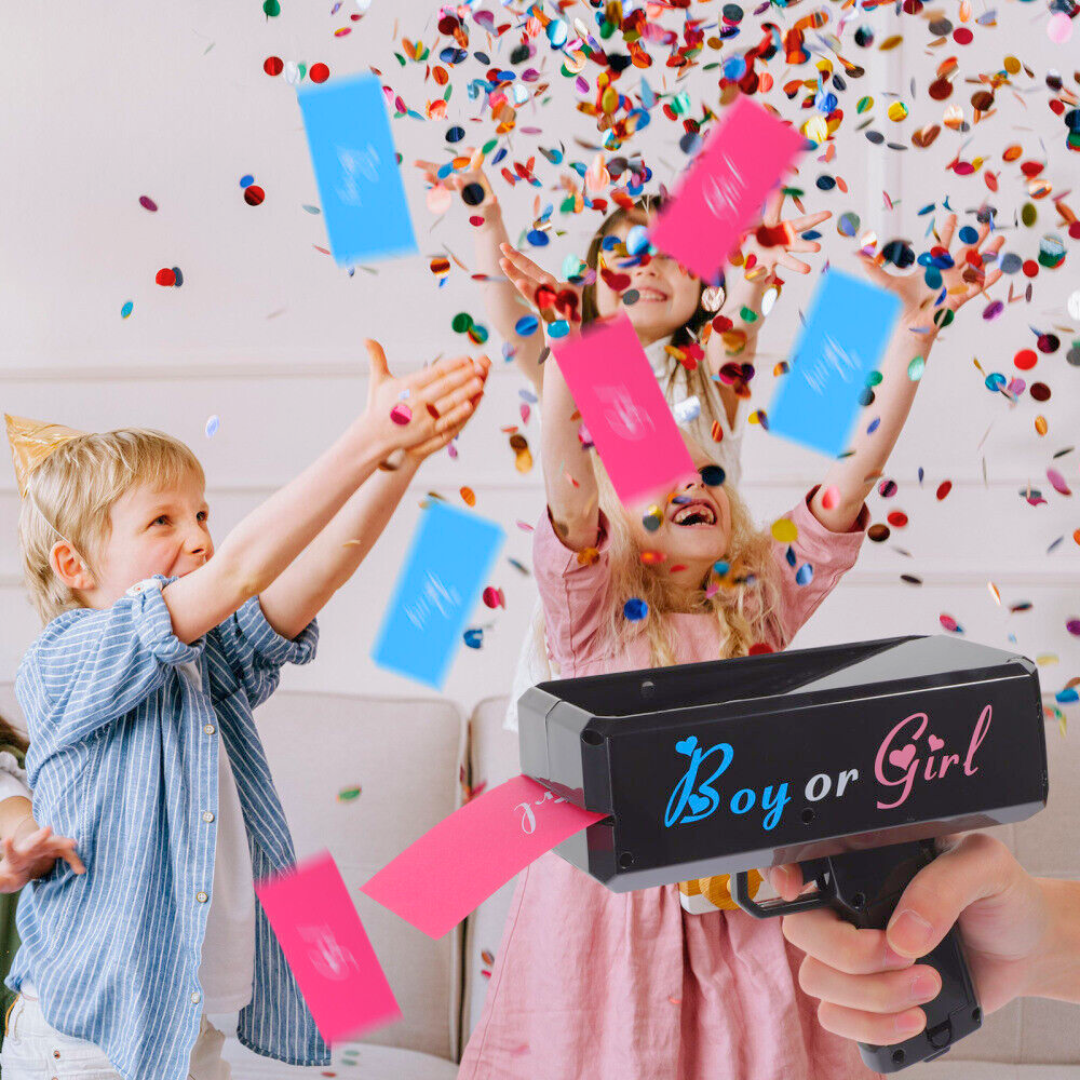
[415,149,546,391]
[810,215,1003,534]
[499,242,599,551]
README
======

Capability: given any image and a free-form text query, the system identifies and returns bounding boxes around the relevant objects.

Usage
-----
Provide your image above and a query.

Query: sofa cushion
[256,690,467,1062]
[464,692,1080,1066]
[220,1036,458,1079]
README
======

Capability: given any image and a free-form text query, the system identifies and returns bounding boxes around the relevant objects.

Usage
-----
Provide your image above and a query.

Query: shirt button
[196,891,209,903]
[191,991,201,1005]
[202,811,215,823]
[204,724,216,735]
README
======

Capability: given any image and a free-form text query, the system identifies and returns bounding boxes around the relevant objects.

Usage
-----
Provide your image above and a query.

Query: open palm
[859,213,1004,322]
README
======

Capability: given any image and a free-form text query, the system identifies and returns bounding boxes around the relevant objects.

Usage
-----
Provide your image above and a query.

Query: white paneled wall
[1,1,1078,717]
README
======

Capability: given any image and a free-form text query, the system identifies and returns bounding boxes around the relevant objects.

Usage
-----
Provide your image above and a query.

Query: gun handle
[733,840,982,1073]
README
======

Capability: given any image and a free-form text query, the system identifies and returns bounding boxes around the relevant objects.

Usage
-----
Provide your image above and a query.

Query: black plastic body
[518,634,1047,1071]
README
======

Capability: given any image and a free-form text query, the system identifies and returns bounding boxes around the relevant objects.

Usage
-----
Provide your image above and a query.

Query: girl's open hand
[858,214,1004,324]
[736,190,831,276]
[364,341,489,460]
[0,821,86,893]
[414,146,497,211]
[498,243,584,336]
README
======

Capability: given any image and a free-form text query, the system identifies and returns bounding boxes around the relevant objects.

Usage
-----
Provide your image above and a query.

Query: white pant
[1,983,231,1080]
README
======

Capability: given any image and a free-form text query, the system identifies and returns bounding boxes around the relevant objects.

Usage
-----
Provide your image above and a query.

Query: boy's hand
[364,341,488,459]
[0,819,86,893]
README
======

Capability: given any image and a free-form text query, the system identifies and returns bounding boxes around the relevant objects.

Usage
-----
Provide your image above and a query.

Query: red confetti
[155,268,176,287]
[886,510,908,527]
[263,56,284,76]
[748,642,774,655]
[936,481,952,500]
[1014,349,1038,370]
[309,62,330,83]
[243,185,265,206]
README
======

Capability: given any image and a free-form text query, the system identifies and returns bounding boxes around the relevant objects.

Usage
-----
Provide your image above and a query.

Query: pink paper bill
[551,313,696,504]
[361,775,607,939]
[648,95,807,281]
[255,850,401,1044]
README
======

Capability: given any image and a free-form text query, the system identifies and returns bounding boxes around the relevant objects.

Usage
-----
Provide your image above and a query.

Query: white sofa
[1,684,1078,1077]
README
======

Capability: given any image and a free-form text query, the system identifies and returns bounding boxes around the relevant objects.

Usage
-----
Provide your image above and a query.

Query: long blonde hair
[588,450,787,669]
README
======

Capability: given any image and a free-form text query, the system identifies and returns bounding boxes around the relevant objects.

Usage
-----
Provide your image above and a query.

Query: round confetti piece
[263,56,284,76]
[389,403,412,425]
[878,479,897,498]
[771,518,798,544]
[1035,416,1048,436]
[868,523,890,542]
[483,586,506,609]
[1066,291,1080,321]
[139,195,157,212]
[939,614,961,632]
[262,0,280,16]
[937,481,952,500]
[1014,349,1037,370]
[819,486,839,511]
[205,415,220,438]
[302,204,320,215]
[460,486,476,507]
[700,465,725,487]
[239,175,254,189]
[837,212,860,237]
[1048,12,1072,43]
[243,185,265,206]
[451,312,474,333]
[1066,619,1080,637]
[309,63,330,83]
[463,628,484,649]
[887,510,908,527]
[748,642,774,656]
[514,314,539,337]
[623,597,648,622]
[900,574,923,586]
[907,356,925,381]
[461,182,486,207]
[155,268,176,287]
[337,786,362,803]
[795,563,814,586]
[120,300,133,319]
[642,506,663,532]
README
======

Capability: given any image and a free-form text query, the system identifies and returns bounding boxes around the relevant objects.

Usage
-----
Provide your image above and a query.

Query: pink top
[534,483,871,675]
[459,486,883,1080]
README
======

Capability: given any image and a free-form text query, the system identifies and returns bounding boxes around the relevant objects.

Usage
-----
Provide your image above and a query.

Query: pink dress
[459,485,886,1080]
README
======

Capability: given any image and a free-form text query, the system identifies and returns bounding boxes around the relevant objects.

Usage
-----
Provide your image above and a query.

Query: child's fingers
[499,244,557,289]
[789,209,831,231]
[762,188,784,228]
[939,212,958,251]
[418,362,485,406]
[364,339,392,383]
[426,378,486,421]
[408,354,476,393]
[785,238,821,254]
[778,253,812,275]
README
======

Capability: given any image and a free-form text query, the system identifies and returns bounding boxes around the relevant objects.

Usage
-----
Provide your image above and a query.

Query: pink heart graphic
[889,744,916,771]
[928,735,945,752]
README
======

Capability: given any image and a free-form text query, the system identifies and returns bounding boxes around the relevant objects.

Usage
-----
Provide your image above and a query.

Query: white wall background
[1,0,1078,717]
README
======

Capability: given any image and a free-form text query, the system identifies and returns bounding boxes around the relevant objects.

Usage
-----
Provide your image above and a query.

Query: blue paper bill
[296,73,418,266]
[767,268,903,457]
[372,502,505,689]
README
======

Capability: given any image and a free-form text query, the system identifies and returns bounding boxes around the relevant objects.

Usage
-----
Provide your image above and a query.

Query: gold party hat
[4,414,87,499]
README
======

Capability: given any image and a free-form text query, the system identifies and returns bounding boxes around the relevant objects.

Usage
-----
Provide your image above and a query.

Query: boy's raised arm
[161,350,486,644]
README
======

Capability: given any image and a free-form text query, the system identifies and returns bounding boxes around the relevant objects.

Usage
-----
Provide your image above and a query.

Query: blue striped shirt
[6,573,331,1080]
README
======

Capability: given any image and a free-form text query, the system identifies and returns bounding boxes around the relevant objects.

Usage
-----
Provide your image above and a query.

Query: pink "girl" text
[873,705,992,810]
